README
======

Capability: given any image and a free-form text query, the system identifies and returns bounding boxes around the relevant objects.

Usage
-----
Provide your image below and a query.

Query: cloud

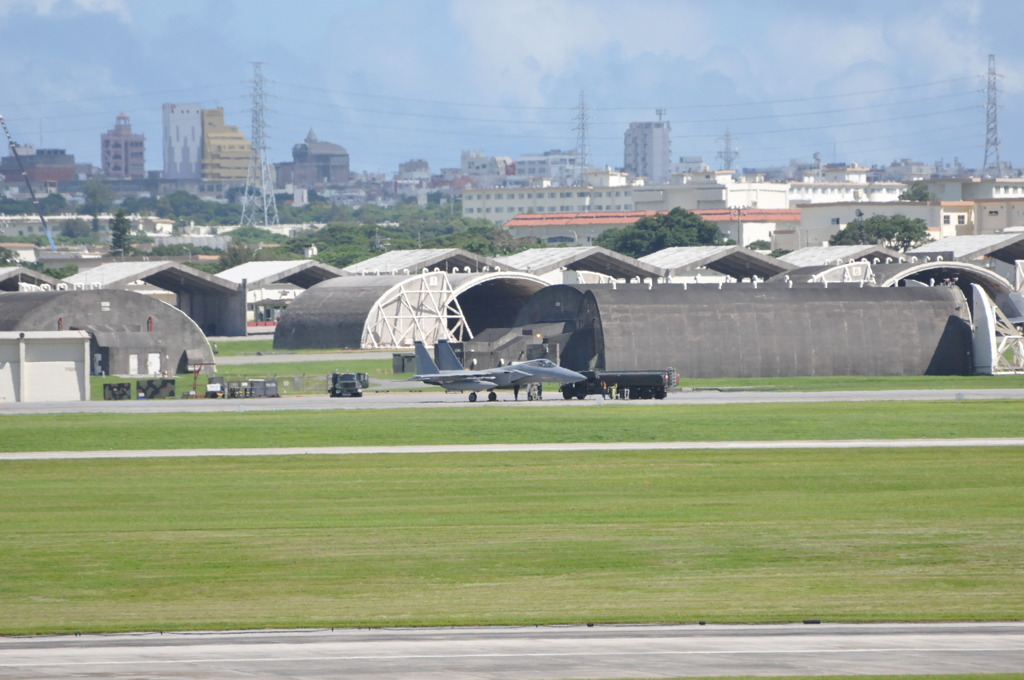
[448,0,713,106]
[0,0,131,20]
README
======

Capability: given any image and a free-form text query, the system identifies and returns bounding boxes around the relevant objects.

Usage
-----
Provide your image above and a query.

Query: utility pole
[239,62,280,228]
[983,54,1001,174]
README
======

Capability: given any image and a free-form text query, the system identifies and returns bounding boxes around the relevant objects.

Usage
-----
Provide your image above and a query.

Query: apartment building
[100,113,145,179]
[461,170,638,224]
[200,108,251,183]
[162,103,202,180]
[623,121,671,184]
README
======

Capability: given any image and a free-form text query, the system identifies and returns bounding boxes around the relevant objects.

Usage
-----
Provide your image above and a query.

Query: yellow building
[201,108,251,182]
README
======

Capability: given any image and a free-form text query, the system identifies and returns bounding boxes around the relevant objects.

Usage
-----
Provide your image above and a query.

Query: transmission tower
[716,127,739,171]
[240,62,279,228]
[983,54,1001,174]
[573,90,590,183]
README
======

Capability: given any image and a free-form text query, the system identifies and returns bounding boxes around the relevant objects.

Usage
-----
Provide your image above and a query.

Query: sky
[2,0,1024,177]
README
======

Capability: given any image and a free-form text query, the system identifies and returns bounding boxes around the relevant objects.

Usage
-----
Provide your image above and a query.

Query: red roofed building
[504,209,801,247]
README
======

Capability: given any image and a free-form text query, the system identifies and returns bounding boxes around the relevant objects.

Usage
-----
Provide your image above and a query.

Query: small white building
[0,331,90,402]
[632,171,791,212]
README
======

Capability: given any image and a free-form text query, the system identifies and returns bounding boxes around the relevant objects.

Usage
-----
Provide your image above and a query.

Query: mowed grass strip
[2,400,1023,453]
[1,447,1021,634]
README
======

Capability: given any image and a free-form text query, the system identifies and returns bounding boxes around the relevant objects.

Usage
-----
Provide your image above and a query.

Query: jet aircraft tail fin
[413,340,440,375]
[435,339,465,371]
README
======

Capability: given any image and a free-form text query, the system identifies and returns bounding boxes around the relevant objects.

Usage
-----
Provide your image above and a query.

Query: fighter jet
[411,339,585,402]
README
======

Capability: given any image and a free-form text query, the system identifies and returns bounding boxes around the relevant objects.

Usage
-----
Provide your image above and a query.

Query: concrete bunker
[0,289,215,376]
[274,270,548,350]
[502,283,974,378]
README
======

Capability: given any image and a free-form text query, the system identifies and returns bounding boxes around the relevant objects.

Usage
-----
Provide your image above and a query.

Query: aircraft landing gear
[487,391,497,402]
[468,392,477,402]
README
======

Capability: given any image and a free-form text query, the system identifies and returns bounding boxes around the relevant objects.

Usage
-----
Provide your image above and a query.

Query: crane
[0,114,56,251]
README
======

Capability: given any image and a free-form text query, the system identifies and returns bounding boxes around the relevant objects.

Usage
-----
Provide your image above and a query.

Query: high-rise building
[101,113,145,179]
[200,107,251,182]
[624,121,671,184]
[162,103,202,180]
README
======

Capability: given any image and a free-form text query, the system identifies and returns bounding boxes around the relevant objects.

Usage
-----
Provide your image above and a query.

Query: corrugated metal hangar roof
[909,233,1024,264]
[640,245,792,280]
[495,246,663,279]
[218,259,347,288]
[342,249,503,275]
[779,245,903,268]
[0,266,61,291]
[66,261,239,293]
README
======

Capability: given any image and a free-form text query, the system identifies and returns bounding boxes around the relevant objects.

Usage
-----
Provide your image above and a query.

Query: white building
[788,163,905,205]
[461,170,639,225]
[788,180,906,205]
[460,151,514,188]
[777,201,959,251]
[514,149,585,186]
[632,171,790,212]
[0,331,90,402]
[922,177,1024,203]
[624,121,671,184]
[162,103,203,180]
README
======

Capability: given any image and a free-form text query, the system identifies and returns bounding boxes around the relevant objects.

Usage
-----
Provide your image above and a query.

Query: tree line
[2,181,934,275]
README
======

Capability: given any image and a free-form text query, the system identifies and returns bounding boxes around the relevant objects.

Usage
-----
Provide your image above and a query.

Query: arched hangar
[514,283,973,378]
[273,270,549,350]
[779,258,1013,308]
[0,289,215,376]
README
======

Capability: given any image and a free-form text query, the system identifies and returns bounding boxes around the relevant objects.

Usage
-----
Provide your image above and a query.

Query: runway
[3,623,1023,679]
[3,386,1024,415]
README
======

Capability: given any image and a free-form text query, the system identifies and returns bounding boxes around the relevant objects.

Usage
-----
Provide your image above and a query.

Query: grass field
[1,445,1021,634]
[3,397,1023,636]
[2,399,1023,452]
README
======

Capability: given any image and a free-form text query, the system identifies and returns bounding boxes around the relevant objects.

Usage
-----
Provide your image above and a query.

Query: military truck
[329,371,364,397]
[560,369,676,400]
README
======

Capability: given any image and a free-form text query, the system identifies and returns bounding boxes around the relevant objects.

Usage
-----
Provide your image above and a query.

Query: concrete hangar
[0,288,214,378]
[274,238,1024,378]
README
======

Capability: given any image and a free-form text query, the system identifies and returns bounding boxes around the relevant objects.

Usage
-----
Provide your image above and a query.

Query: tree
[0,246,17,266]
[829,214,932,251]
[217,240,259,270]
[898,181,934,202]
[747,239,772,251]
[59,218,93,241]
[109,209,134,256]
[39,193,68,215]
[81,177,114,229]
[595,208,724,257]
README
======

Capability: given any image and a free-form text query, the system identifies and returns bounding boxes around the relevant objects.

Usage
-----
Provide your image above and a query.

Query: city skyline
[2,0,1023,177]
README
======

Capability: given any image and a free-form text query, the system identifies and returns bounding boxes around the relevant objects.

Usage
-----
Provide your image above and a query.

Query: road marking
[4,647,1023,667]
[2,438,1024,460]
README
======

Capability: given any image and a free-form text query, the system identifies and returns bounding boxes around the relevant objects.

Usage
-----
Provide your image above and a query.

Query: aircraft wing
[411,371,499,390]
